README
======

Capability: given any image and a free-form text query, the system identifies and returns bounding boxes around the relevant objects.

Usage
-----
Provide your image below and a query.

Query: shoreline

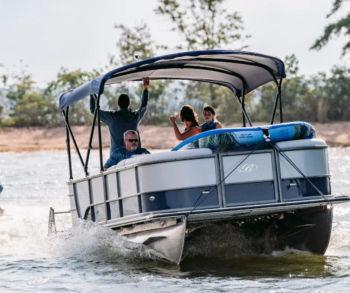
[1,122,350,152]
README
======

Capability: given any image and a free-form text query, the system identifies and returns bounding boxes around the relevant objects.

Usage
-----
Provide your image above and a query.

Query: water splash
[0,204,52,259]
[49,220,162,264]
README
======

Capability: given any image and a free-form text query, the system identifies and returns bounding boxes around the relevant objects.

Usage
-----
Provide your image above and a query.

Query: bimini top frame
[59,50,285,109]
[58,50,286,179]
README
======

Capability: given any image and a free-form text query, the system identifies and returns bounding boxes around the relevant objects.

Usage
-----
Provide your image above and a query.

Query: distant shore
[0,122,350,152]
[0,125,178,152]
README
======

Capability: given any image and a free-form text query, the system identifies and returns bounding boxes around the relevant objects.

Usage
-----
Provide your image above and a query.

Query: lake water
[1,148,350,292]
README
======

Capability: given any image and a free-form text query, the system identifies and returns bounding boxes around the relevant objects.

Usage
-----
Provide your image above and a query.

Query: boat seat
[275,138,326,150]
[115,148,213,168]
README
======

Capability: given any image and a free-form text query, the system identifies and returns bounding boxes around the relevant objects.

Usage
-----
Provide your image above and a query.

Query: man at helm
[104,130,150,169]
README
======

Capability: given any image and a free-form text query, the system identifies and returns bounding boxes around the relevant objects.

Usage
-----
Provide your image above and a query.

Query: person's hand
[169,115,177,124]
[143,77,150,89]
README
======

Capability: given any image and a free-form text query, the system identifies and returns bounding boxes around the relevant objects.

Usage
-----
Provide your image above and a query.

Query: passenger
[170,105,201,140]
[104,130,150,169]
[90,78,150,166]
[201,106,222,132]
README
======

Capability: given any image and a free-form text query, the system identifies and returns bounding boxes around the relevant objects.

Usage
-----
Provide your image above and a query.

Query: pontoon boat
[55,50,350,264]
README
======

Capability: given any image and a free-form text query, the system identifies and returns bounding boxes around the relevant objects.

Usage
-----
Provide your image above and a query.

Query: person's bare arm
[170,116,200,140]
[143,77,149,90]
[216,121,223,129]
[170,115,183,140]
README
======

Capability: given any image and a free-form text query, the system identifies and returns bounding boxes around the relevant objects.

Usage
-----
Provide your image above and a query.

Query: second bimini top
[59,50,286,110]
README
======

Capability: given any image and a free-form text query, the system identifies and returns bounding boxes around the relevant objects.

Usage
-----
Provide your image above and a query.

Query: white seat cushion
[275,138,326,150]
[115,148,213,168]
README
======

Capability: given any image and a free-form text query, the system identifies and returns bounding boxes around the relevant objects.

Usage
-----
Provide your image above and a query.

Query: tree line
[0,0,349,127]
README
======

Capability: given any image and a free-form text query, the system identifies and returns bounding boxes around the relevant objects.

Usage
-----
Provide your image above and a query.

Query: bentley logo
[237,163,258,173]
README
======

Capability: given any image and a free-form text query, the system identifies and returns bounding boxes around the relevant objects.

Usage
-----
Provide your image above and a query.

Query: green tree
[311,0,350,55]
[0,105,3,124]
[155,0,250,108]
[311,66,350,122]
[109,22,169,124]
[111,22,164,66]
[254,54,313,123]
[5,72,56,126]
[307,73,329,123]
[255,55,350,123]
[0,66,8,125]
[155,0,249,50]
[10,91,53,126]
[181,82,243,124]
[6,72,34,105]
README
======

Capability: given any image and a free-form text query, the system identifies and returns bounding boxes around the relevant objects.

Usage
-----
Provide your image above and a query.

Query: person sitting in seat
[169,105,201,141]
[104,130,150,169]
[201,106,222,132]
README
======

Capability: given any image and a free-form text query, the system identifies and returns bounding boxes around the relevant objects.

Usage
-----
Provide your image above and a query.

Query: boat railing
[68,138,332,225]
[48,207,72,235]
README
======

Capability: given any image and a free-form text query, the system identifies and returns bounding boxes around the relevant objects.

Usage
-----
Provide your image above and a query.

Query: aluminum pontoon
[55,50,350,264]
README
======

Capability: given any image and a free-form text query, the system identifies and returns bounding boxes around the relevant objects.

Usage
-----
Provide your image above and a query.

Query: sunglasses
[127,139,139,143]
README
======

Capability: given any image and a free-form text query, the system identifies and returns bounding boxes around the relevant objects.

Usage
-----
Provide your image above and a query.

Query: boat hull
[108,205,332,264]
[183,206,333,260]
[116,217,186,264]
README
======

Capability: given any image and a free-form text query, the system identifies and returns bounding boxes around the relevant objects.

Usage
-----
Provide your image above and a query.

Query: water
[1,148,350,292]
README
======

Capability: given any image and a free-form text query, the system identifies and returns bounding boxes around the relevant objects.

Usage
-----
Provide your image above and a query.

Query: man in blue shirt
[90,78,149,167]
[104,130,150,169]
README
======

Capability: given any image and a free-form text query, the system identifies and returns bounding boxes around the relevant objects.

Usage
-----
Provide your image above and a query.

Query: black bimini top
[59,50,286,111]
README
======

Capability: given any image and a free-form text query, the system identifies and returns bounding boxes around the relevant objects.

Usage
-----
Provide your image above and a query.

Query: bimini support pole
[96,93,104,172]
[278,78,283,123]
[236,83,252,127]
[242,86,246,127]
[63,107,73,180]
[270,78,283,125]
[84,94,99,176]
[63,108,85,171]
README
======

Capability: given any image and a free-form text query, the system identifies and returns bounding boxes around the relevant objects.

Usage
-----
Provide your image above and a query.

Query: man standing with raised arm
[90,78,150,167]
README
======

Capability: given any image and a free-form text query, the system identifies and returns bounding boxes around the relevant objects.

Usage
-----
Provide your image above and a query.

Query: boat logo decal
[237,163,258,173]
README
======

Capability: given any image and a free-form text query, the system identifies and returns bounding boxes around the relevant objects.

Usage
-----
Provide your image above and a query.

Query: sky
[0,0,349,86]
